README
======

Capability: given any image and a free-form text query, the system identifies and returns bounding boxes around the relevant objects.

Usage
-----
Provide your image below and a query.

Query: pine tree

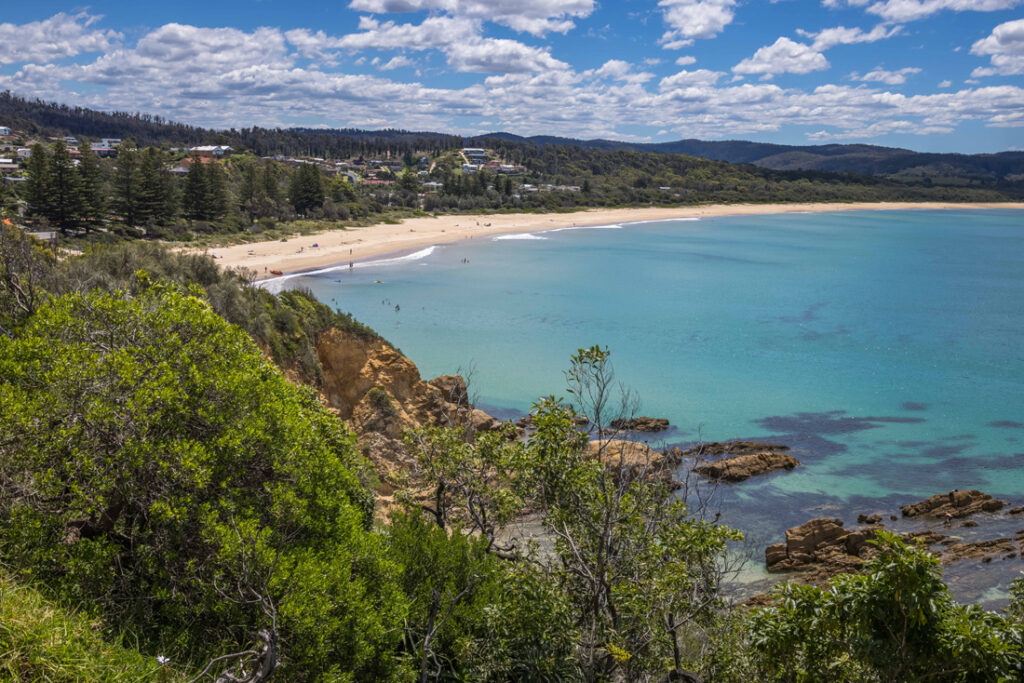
[76,142,106,232]
[205,162,228,219]
[24,143,52,219]
[182,157,208,220]
[137,147,176,224]
[288,163,324,216]
[114,142,140,226]
[48,141,81,233]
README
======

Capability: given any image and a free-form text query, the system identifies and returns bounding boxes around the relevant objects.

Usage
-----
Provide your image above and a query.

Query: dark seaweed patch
[754,410,924,435]
[902,402,928,411]
[988,420,1024,429]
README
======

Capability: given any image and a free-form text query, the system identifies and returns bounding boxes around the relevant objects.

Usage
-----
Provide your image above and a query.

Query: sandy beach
[203,202,1024,278]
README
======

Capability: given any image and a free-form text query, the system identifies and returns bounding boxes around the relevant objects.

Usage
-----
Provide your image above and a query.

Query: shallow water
[276,209,1024,603]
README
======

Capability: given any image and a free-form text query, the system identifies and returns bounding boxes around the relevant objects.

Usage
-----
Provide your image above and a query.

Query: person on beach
[949,489,958,505]
[944,512,953,527]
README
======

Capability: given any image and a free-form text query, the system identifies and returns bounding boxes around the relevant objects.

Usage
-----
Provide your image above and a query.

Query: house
[92,145,118,158]
[0,159,19,175]
[462,147,487,163]
[0,127,11,136]
[462,163,478,173]
[101,138,122,148]
[64,136,78,144]
[189,145,234,158]
[16,148,31,159]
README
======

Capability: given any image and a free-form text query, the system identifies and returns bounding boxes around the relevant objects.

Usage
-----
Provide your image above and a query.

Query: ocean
[271,209,1024,604]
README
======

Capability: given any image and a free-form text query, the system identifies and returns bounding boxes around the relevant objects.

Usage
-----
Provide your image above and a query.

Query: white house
[101,138,122,148]
[189,145,234,158]
[0,126,11,136]
[16,148,31,159]
[63,136,78,144]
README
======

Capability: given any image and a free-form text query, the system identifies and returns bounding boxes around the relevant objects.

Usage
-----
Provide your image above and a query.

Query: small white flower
[156,655,170,665]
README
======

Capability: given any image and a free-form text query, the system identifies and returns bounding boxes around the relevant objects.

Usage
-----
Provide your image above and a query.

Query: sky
[0,2,1022,153]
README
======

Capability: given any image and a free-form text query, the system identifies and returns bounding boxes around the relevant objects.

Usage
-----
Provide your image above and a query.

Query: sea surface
[271,209,1024,604]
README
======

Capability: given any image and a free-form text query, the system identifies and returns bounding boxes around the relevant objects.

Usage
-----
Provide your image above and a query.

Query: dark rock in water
[961,520,979,528]
[609,416,670,432]
[900,489,1006,519]
[942,537,1020,565]
[1009,506,1024,515]
[765,517,880,584]
[680,440,790,457]
[890,515,898,521]
[857,513,883,525]
[694,450,800,482]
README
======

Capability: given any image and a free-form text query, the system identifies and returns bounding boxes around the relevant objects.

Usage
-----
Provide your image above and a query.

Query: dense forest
[2,226,1024,682]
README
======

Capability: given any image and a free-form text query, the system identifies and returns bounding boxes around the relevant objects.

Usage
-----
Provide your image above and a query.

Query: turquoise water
[274,209,1024,600]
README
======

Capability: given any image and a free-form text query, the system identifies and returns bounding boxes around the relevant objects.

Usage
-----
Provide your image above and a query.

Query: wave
[258,246,439,292]
[621,217,700,226]
[547,224,623,233]
[493,233,548,240]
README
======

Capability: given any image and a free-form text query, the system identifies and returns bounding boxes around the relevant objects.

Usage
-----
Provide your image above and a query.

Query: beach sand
[202,202,1024,278]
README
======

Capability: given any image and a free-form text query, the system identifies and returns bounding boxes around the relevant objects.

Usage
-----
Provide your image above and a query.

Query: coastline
[202,202,1024,278]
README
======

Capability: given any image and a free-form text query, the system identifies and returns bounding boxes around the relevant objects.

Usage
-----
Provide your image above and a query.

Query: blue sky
[1,1,1022,152]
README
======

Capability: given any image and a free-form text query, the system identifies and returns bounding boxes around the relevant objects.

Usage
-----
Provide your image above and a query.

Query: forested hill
[5,91,1023,184]
[0,91,460,159]
[480,132,1024,183]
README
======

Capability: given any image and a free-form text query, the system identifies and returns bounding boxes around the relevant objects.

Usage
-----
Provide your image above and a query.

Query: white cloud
[733,37,829,77]
[659,68,726,89]
[378,55,416,70]
[585,60,656,83]
[0,12,120,65]
[346,0,595,36]
[445,39,570,73]
[798,23,902,50]
[658,0,737,47]
[675,55,697,66]
[851,66,921,84]
[971,18,1024,76]
[938,79,952,87]
[826,0,1023,22]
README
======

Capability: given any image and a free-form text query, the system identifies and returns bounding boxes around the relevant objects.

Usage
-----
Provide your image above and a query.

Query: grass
[0,571,187,682]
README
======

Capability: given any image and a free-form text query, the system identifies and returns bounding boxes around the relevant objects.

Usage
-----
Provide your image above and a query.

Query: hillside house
[63,136,78,144]
[101,138,122,148]
[189,145,234,158]
[16,148,31,159]
[462,147,487,163]
[92,145,118,158]
[0,159,19,175]
[0,127,11,136]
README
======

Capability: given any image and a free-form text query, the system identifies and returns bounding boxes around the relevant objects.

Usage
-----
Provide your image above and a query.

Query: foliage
[0,283,406,678]
[0,571,186,682]
[743,532,1024,682]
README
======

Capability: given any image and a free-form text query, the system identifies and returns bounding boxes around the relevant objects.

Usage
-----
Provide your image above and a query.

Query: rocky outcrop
[315,328,502,490]
[765,518,879,582]
[941,537,1020,564]
[900,489,1006,519]
[694,451,800,482]
[680,441,791,457]
[608,416,670,432]
[586,439,685,487]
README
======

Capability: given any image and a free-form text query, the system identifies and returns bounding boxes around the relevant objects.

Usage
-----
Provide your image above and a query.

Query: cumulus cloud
[346,0,595,36]
[675,55,697,66]
[825,0,1022,22]
[377,55,416,70]
[971,18,1024,76]
[445,39,570,73]
[658,0,737,47]
[733,37,829,77]
[5,13,1024,145]
[798,23,902,50]
[851,66,921,84]
[0,12,121,65]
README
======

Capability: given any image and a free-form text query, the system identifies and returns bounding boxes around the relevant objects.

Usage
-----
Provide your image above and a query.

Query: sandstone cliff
[314,328,501,494]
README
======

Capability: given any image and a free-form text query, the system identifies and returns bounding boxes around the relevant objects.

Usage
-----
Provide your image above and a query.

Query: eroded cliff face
[314,328,500,495]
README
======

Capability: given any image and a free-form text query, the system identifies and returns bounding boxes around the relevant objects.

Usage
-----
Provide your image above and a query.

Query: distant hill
[476,133,1024,183]
[2,90,1021,184]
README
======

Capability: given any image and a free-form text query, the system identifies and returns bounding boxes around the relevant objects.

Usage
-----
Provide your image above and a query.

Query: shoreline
[200,202,1024,278]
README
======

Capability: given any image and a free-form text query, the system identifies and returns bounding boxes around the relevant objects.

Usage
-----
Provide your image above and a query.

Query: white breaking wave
[547,224,623,233]
[258,246,439,293]
[493,233,548,240]
[621,217,700,226]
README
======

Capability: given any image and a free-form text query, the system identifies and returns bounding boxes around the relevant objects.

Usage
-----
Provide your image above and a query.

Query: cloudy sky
[1,2,1022,152]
